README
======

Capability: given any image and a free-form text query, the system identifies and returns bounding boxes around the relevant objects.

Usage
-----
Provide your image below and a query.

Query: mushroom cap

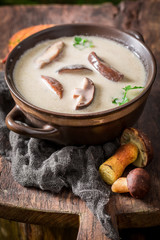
[88,51,124,82]
[57,64,92,73]
[120,128,153,167]
[41,75,63,99]
[127,168,150,199]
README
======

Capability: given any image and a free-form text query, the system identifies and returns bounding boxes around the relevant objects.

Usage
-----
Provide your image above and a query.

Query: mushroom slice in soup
[41,75,63,99]
[35,41,64,68]
[88,51,124,82]
[57,64,92,73]
[73,77,95,110]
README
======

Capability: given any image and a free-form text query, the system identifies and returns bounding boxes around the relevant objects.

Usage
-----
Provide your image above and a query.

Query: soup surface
[13,36,146,114]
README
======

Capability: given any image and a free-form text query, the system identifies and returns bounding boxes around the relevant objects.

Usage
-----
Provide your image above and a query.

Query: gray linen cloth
[0,72,119,240]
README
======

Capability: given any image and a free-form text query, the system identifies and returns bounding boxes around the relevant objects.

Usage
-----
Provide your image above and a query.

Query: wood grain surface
[0,0,160,239]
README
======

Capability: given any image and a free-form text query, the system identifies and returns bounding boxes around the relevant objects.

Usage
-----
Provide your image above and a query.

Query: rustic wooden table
[0,0,160,239]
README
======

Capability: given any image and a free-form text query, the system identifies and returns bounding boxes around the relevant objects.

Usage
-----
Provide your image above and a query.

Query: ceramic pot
[5,24,156,145]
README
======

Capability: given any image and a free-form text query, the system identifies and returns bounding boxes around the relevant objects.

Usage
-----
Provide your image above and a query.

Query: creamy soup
[13,36,146,114]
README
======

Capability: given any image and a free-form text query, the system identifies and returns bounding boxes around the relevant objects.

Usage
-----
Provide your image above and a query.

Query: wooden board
[0,0,160,239]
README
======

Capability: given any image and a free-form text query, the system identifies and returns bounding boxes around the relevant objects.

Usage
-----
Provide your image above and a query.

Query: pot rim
[5,23,157,119]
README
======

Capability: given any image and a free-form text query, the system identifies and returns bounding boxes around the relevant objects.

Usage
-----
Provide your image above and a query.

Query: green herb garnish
[112,85,144,106]
[73,36,94,50]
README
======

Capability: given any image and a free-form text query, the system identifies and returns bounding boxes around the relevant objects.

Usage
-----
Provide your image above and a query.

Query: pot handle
[126,30,144,42]
[5,105,58,139]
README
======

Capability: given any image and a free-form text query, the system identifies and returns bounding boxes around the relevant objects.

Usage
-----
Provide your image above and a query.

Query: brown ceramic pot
[5,24,156,145]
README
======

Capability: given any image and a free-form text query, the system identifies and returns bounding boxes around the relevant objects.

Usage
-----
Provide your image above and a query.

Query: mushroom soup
[13,36,146,114]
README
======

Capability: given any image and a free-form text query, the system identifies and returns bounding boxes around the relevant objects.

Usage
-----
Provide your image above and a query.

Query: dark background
[0,0,126,6]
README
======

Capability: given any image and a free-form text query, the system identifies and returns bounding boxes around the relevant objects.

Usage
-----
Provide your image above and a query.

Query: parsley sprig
[73,36,94,50]
[112,85,144,106]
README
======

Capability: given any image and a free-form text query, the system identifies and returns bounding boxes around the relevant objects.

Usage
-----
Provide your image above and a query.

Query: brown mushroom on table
[111,168,150,199]
[99,128,153,185]
[120,127,153,167]
[35,41,64,68]
[73,77,95,110]
[88,51,124,82]
[57,64,92,73]
[41,75,63,99]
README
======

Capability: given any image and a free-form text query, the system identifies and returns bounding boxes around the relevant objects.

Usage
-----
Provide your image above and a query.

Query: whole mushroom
[99,128,153,185]
[120,128,153,167]
[111,168,150,199]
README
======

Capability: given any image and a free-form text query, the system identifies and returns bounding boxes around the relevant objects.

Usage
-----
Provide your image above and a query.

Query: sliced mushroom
[88,51,124,82]
[57,64,92,74]
[120,127,153,167]
[73,77,95,110]
[41,75,63,99]
[35,41,64,68]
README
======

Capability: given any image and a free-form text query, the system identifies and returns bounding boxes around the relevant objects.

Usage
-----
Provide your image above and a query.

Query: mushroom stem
[99,142,138,185]
[111,177,129,193]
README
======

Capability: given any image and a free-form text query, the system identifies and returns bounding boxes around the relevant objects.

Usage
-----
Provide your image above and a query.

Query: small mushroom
[35,41,64,68]
[88,51,124,82]
[57,64,92,73]
[41,75,63,99]
[111,168,150,199]
[73,77,95,110]
[120,128,153,167]
[99,128,153,185]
